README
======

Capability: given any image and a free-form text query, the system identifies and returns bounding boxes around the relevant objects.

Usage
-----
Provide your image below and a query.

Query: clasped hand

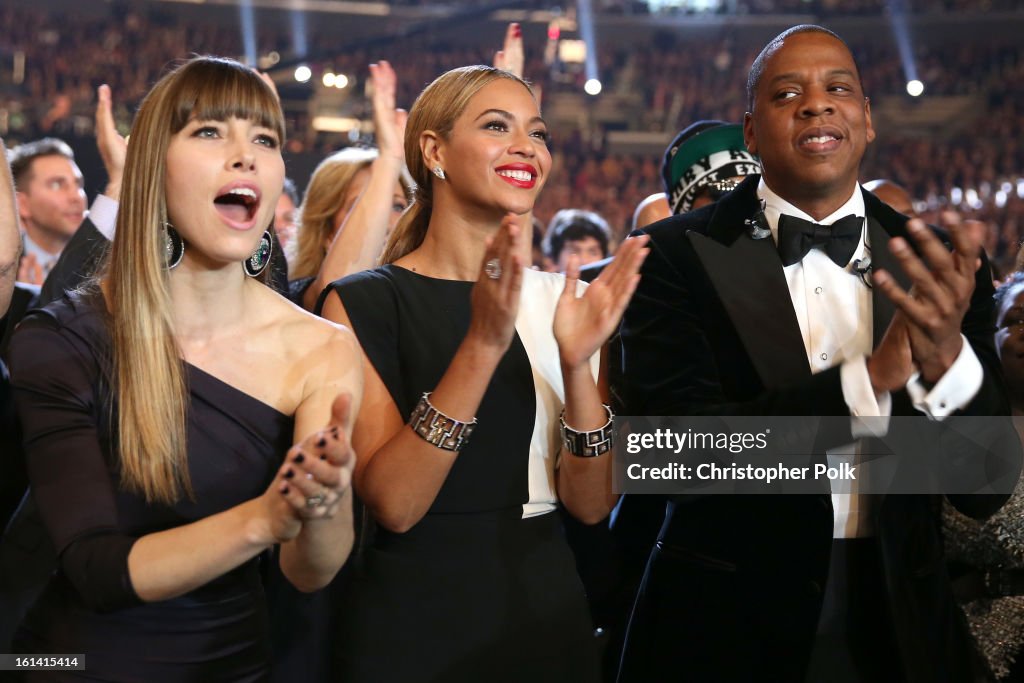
[265,394,356,543]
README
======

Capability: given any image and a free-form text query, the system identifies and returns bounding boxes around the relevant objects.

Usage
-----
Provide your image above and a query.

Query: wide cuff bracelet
[560,404,614,457]
[409,392,477,452]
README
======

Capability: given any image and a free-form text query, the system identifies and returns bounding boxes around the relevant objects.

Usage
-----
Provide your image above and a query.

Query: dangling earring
[164,222,184,269]
[244,230,273,277]
[432,166,446,181]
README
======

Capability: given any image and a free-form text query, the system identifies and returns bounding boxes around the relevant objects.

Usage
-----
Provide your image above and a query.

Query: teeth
[804,135,837,145]
[497,169,533,182]
[227,187,257,200]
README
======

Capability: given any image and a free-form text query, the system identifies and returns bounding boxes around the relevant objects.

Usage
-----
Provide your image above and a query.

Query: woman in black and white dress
[319,64,647,682]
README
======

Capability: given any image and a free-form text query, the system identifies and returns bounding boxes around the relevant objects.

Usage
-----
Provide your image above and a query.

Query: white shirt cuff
[841,355,892,438]
[905,334,983,420]
[87,194,119,241]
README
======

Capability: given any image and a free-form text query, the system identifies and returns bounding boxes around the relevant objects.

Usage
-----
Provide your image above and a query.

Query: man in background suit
[8,138,87,286]
[617,25,1012,682]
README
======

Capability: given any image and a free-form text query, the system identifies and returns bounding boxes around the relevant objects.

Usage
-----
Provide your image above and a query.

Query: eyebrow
[474,108,546,127]
[767,68,858,87]
[1003,305,1024,318]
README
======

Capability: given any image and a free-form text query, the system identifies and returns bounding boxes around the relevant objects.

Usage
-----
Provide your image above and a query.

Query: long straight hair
[105,56,285,504]
[379,65,534,264]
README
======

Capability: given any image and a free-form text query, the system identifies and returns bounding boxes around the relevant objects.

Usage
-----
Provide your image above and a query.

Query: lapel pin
[746,211,771,240]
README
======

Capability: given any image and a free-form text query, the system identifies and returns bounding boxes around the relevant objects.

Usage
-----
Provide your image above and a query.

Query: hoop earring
[432,166,446,181]
[164,223,184,269]
[244,230,273,277]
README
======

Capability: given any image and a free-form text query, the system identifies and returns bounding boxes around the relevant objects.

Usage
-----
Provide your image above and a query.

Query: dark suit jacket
[615,175,1012,683]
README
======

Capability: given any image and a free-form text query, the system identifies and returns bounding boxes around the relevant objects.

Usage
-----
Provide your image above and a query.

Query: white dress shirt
[758,179,983,537]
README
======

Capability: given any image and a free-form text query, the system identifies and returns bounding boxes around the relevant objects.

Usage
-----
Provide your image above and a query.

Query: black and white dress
[323,265,601,683]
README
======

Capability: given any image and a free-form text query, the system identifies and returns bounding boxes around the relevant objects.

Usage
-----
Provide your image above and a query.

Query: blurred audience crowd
[1,2,1022,271]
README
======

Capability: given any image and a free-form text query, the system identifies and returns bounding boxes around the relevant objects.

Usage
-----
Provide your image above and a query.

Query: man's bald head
[864,179,915,216]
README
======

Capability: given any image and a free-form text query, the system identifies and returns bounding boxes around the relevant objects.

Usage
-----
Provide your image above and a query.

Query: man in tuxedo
[616,25,1012,682]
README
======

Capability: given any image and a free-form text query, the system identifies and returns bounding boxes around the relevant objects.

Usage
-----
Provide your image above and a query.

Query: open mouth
[496,167,537,188]
[214,187,259,224]
[798,129,843,153]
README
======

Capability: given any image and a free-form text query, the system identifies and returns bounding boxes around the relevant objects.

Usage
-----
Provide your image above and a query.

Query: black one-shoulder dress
[8,293,293,682]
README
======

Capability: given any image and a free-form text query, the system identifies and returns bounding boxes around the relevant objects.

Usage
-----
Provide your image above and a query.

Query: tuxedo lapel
[864,191,912,349]
[687,177,811,390]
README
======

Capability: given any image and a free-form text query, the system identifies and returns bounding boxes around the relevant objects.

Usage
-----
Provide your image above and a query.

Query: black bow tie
[776,213,863,267]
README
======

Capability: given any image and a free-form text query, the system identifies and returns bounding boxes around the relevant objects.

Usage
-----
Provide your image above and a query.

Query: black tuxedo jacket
[615,175,1012,682]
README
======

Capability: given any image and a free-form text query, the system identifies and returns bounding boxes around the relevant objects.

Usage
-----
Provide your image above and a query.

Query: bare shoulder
[281,296,359,363]
[252,286,362,387]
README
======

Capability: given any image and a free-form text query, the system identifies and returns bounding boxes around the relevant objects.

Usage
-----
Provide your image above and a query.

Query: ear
[420,130,444,174]
[863,97,876,145]
[15,190,31,223]
[743,111,757,156]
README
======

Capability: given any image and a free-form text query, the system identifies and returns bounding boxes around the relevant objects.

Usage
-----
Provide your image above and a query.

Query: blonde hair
[380,65,534,264]
[105,56,285,504]
[291,147,411,279]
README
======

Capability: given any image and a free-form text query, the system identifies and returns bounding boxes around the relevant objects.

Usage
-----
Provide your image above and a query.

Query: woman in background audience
[290,61,411,310]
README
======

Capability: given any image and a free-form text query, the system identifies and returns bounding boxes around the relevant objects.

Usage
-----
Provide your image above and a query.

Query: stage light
[239,0,256,66]
[335,74,349,89]
[323,72,336,87]
[291,9,308,58]
[578,0,600,98]
[886,1,921,101]
[295,65,312,83]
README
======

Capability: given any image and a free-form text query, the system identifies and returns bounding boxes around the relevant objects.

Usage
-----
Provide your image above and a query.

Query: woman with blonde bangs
[8,56,361,681]
[290,60,411,311]
[319,64,648,682]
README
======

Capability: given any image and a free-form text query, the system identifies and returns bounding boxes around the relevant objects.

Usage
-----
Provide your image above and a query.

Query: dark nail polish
[293,453,305,464]
[320,454,327,461]
[284,469,294,479]
[317,437,327,448]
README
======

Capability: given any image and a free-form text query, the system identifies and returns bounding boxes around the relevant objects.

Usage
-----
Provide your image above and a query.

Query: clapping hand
[554,235,649,369]
[467,214,525,353]
[872,217,982,384]
[17,253,45,285]
[266,394,356,542]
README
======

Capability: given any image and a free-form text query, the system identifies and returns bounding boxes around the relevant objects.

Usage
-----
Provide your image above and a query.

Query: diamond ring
[484,258,502,280]
[305,492,327,509]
